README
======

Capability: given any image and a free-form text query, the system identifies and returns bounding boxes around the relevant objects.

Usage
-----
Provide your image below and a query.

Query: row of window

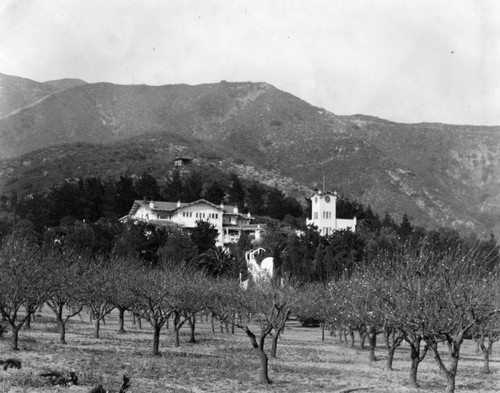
[313,211,332,219]
[181,212,219,219]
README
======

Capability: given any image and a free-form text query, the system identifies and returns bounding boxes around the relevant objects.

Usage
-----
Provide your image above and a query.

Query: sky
[1,0,499,126]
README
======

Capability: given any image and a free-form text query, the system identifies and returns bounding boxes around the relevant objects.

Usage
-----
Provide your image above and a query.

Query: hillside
[0,73,499,237]
[0,73,87,119]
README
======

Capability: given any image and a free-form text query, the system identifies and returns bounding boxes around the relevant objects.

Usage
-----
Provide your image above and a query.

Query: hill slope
[0,74,499,236]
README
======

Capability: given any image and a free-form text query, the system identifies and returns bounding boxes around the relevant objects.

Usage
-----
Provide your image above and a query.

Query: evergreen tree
[227,173,246,210]
[114,174,138,217]
[157,228,196,266]
[162,169,183,201]
[228,232,253,280]
[182,172,204,202]
[78,177,105,222]
[135,172,160,201]
[190,220,219,255]
[245,183,265,215]
[203,180,226,205]
[398,213,413,240]
[382,211,396,228]
[265,187,286,220]
[322,246,335,282]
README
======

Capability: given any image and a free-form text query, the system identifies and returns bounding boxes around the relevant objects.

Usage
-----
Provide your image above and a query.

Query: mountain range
[1,72,499,237]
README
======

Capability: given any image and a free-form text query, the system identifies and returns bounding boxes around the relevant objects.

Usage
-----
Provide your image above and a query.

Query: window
[314,212,318,219]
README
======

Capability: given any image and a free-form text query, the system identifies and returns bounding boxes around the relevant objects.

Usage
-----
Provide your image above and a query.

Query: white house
[125,199,262,245]
[306,191,356,235]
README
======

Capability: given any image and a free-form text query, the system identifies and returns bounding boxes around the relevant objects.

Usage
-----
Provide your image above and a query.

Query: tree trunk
[24,311,31,330]
[368,327,377,362]
[152,324,161,356]
[445,373,456,393]
[94,318,100,339]
[482,345,491,374]
[271,334,278,358]
[406,334,428,388]
[384,328,390,350]
[429,338,460,393]
[118,307,126,334]
[359,328,367,349]
[174,326,180,347]
[12,326,20,351]
[211,316,215,333]
[349,330,355,348]
[387,344,397,370]
[188,315,196,343]
[257,348,270,384]
[56,306,67,345]
[58,317,66,345]
[321,323,325,342]
[386,330,403,370]
[237,324,272,385]
[138,315,142,330]
[445,346,459,393]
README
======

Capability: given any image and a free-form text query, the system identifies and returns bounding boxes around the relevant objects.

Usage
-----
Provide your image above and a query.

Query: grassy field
[0,309,499,392]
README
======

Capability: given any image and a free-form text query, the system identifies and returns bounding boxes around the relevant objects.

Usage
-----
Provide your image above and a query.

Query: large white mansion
[124,199,263,245]
[306,190,356,235]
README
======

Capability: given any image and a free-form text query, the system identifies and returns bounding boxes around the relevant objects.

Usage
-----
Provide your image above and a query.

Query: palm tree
[198,246,235,278]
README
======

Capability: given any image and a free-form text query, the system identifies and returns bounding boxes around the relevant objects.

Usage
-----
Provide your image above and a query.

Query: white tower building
[306,191,356,235]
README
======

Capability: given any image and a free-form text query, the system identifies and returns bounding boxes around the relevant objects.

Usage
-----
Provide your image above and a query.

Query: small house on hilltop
[124,198,262,245]
[306,190,356,235]
[174,157,193,167]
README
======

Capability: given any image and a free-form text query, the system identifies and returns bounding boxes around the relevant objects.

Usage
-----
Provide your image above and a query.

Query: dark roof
[129,199,227,216]
[128,199,255,221]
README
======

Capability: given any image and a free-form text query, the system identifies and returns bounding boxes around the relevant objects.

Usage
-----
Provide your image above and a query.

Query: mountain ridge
[0,73,499,237]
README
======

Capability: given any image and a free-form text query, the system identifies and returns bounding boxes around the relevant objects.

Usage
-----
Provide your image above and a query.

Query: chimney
[177,200,181,208]
[149,201,155,209]
[220,203,224,210]
[247,212,251,218]
[233,206,239,214]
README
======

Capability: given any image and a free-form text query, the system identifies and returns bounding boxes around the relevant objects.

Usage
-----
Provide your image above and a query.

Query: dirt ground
[0,309,499,392]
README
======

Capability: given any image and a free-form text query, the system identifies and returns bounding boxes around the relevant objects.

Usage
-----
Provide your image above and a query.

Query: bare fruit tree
[233,277,299,384]
[128,266,173,356]
[81,256,116,339]
[0,239,49,350]
[167,267,209,347]
[44,248,86,344]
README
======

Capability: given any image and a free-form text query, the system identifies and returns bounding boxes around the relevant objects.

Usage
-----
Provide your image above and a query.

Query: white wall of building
[306,191,356,235]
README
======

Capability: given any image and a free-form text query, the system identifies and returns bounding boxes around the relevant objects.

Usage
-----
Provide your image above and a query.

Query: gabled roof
[128,199,226,216]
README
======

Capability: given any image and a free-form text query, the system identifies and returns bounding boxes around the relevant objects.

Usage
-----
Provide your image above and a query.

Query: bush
[297,317,321,328]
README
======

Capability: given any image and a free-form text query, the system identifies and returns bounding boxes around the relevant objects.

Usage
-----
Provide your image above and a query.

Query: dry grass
[1,309,499,392]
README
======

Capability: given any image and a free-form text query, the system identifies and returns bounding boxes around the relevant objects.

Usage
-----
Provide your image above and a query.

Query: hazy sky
[1,0,499,125]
